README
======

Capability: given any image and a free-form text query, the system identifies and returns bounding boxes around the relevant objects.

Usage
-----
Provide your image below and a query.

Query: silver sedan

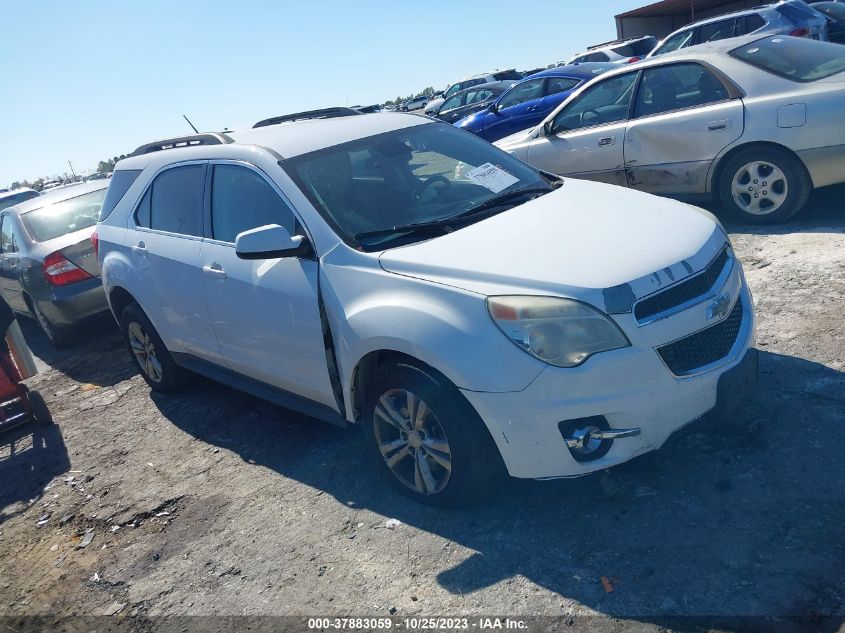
[495,35,845,224]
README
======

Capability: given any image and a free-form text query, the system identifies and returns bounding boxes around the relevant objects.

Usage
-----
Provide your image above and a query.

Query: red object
[789,27,810,37]
[42,251,92,286]
[627,56,641,63]
[91,231,99,259]
[0,346,38,433]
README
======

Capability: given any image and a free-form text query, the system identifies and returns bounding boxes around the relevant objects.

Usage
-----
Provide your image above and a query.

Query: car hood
[495,126,540,150]
[378,179,723,311]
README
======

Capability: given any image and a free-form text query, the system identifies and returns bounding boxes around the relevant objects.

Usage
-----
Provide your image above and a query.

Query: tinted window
[464,88,494,104]
[730,36,845,82]
[654,29,694,55]
[613,37,657,57]
[493,70,523,80]
[0,216,15,253]
[0,191,39,212]
[135,189,151,228]
[586,52,610,62]
[697,18,736,43]
[546,77,581,95]
[551,72,638,133]
[20,189,107,242]
[498,78,544,109]
[211,165,295,243]
[736,13,766,34]
[99,170,141,220]
[812,2,845,19]
[441,94,465,111]
[635,63,729,117]
[148,165,204,236]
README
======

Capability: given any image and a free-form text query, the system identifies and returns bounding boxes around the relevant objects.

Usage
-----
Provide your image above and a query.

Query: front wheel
[717,146,812,224]
[362,361,505,508]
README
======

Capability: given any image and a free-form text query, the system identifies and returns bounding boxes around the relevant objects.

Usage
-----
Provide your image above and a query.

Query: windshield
[286,122,550,250]
[21,188,106,242]
[730,36,845,82]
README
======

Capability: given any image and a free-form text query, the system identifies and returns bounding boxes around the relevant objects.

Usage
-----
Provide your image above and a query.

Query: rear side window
[546,77,581,95]
[635,63,729,118]
[0,216,16,253]
[99,170,141,221]
[498,78,545,109]
[144,165,205,236]
[20,188,107,242]
[736,14,766,34]
[210,165,295,243]
[730,36,845,82]
[697,18,736,43]
[615,37,657,57]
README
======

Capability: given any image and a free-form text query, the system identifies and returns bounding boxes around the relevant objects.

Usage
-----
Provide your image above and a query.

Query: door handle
[598,137,615,147]
[132,241,147,254]
[203,263,227,279]
[707,119,730,130]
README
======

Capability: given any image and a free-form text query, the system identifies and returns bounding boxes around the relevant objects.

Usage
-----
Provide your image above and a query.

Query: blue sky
[0,0,646,185]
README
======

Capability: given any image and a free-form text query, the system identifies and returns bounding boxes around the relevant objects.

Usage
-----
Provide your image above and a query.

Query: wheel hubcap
[128,321,162,383]
[373,388,451,495]
[34,307,54,340]
[731,161,788,215]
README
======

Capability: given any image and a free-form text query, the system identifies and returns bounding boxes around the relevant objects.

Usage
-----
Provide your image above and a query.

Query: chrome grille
[635,248,730,323]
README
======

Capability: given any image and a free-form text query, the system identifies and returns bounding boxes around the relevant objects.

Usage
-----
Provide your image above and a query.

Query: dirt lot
[0,185,843,632]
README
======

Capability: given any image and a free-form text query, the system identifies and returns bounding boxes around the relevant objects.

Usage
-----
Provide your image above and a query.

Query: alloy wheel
[731,161,788,215]
[127,321,163,383]
[373,388,452,495]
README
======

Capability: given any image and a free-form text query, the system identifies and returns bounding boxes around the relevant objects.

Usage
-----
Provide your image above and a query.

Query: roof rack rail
[253,107,362,129]
[130,133,233,157]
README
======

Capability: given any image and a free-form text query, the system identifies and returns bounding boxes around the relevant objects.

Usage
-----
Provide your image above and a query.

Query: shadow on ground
[0,420,70,524]
[149,349,845,628]
[19,314,130,387]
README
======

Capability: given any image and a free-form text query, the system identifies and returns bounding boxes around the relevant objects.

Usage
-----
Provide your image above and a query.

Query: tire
[31,302,74,349]
[28,390,53,425]
[362,361,505,508]
[717,146,812,225]
[119,303,188,393]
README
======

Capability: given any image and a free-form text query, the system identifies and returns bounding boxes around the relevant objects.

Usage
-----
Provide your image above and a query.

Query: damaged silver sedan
[496,35,845,224]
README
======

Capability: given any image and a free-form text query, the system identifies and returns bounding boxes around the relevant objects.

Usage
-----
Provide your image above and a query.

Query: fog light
[558,416,640,463]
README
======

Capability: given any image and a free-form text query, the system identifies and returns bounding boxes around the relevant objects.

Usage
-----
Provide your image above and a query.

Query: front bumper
[35,277,109,328]
[462,285,756,480]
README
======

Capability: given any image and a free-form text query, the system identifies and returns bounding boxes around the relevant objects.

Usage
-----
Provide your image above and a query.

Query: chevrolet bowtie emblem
[706,293,732,320]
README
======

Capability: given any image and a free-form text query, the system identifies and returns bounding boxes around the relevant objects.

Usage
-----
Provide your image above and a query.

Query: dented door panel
[624,100,744,195]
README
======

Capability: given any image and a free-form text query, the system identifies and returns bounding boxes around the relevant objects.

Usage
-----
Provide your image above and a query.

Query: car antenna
[183,114,200,134]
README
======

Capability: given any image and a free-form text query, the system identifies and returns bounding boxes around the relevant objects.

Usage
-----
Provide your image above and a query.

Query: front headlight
[487,295,630,368]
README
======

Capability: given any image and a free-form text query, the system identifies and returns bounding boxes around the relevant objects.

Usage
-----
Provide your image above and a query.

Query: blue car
[454,63,616,143]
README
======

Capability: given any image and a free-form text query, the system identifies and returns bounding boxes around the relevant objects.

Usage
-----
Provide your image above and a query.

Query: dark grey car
[0,181,110,347]
[430,81,516,124]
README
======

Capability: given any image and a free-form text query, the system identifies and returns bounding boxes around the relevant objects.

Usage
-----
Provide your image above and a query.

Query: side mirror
[540,121,553,137]
[235,224,310,260]
[488,103,499,113]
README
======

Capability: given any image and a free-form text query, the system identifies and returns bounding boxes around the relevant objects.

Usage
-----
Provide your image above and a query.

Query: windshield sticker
[746,47,760,54]
[465,163,520,193]
[771,38,783,43]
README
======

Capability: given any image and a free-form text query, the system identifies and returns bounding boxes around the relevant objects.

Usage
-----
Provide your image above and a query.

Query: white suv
[97,114,757,506]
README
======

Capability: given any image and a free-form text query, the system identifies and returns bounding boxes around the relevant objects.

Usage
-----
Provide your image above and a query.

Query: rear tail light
[627,56,641,63]
[789,27,810,37]
[91,231,99,258]
[42,252,92,286]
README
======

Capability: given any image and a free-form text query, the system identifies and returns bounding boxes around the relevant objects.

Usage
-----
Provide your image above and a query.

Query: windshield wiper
[353,186,553,242]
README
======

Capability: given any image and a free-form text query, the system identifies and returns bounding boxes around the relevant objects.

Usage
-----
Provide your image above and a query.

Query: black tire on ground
[119,302,189,393]
[717,145,812,225]
[31,302,74,349]
[28,390,53,425]
[362,360,506,508]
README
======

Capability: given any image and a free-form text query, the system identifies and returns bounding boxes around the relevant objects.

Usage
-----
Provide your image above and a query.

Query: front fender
[319,255,546,419]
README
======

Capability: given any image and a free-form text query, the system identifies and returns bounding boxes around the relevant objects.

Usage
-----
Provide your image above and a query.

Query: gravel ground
[0,185,843,632]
